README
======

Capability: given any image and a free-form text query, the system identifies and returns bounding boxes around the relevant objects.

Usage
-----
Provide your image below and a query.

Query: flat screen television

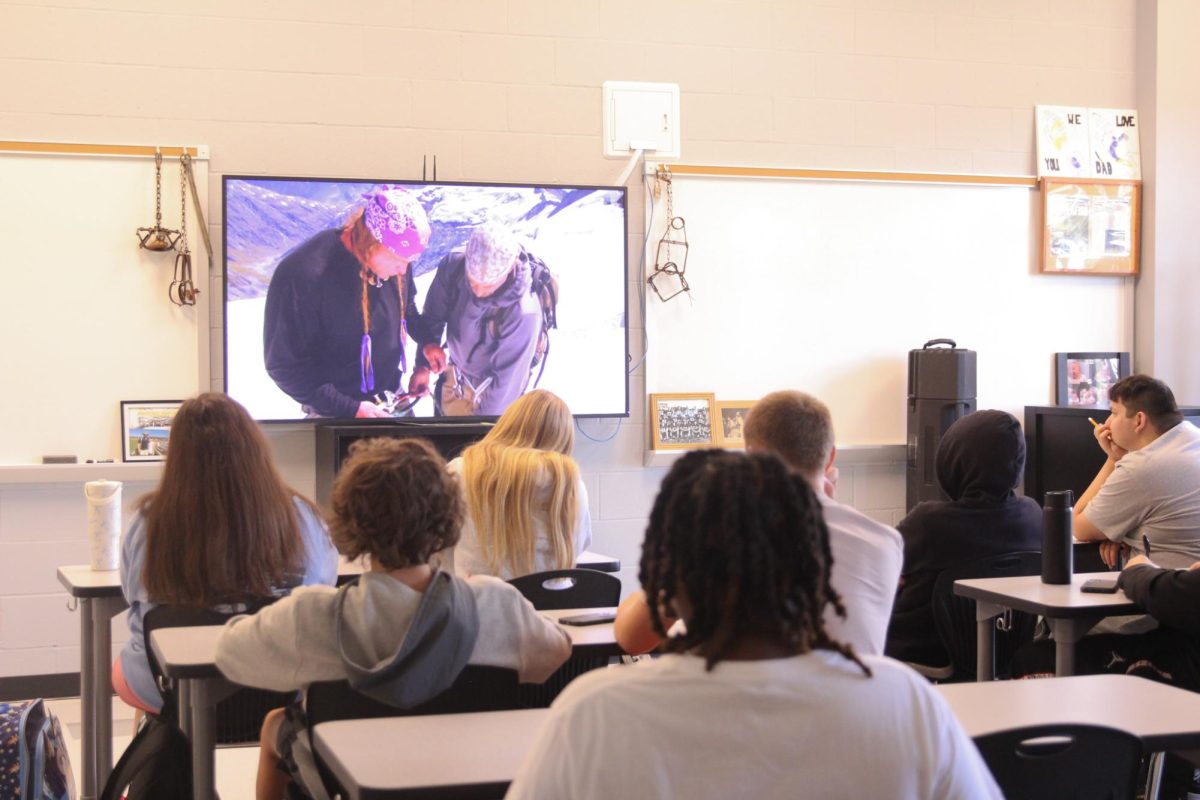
[1024,404,1200,506]
[223,176,629,422]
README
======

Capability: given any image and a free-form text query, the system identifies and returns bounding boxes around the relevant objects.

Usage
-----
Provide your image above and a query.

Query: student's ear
[1133,411,1148,433]
[824,445,837,473]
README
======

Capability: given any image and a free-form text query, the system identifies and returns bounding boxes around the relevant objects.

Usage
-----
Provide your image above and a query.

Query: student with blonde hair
[447,389,592,579]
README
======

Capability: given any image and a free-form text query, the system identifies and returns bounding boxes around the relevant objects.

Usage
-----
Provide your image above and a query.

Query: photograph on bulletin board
[1041,179,1140,275]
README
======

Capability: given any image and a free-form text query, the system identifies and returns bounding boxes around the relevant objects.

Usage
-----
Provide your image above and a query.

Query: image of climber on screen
[409,221,555,417]
[263,187,431,419]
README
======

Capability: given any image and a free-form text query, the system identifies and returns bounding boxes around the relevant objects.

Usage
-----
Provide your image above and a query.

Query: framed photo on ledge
[649,393,715,450]
[120,400,183,462]
[1055,353,1131,408]
[1041,178,1140,275]
[715,400,754,448]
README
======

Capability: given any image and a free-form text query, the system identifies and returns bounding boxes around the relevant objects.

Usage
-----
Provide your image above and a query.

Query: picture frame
[649,393,715,450]
[1055,353,1131,408]
[714,400,755,448]
[1041,178,1140,275]
[120,400,184,462]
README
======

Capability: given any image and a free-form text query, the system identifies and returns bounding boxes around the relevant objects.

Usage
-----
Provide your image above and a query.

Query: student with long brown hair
[113,393,338,713]
[446,389,592,580]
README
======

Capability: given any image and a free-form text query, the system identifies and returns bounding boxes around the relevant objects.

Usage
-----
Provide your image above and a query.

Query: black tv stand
[314,421,492,505]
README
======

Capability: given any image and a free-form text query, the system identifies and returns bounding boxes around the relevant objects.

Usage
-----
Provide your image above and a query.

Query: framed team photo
[1054,352,1130,408]
[714,400,754,448]
[649,393,715,450]
[120,400,183,462]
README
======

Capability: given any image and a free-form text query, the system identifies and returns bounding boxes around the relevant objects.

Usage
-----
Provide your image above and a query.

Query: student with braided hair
[510,450,1000,800]
[264,186,431,419]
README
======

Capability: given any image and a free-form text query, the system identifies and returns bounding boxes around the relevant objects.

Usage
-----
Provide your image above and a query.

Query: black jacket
[263,229,426,418]
[886,410,1043,665]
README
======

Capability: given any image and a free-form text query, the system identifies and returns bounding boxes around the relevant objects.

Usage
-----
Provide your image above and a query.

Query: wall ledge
[644,443,906,469]
[0,462,162,486]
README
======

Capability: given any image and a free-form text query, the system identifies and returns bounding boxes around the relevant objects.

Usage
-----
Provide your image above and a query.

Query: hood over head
[935,410,1026,505]
[334,571,479,708]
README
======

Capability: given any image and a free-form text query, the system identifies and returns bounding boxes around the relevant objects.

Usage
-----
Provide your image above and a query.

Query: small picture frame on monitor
[1055,353,1131,408]
[649,393,715,450]
[120,400,183,462]
[714,400,754,448]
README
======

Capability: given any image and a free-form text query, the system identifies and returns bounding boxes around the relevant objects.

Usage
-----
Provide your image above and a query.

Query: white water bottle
[84,480,122,571]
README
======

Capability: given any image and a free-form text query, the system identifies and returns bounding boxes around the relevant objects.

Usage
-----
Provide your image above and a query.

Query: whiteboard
[644,173,1132,445]
[0,150,209,463]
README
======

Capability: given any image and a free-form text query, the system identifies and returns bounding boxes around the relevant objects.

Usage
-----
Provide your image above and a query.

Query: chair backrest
[974,724,1142,800]
[507,568,621,610]
[304,665,520,726]
[931,551,1042,680]
[142,602,294,744]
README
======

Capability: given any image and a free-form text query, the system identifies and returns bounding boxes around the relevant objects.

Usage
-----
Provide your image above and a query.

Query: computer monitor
[1024,405,1200,506]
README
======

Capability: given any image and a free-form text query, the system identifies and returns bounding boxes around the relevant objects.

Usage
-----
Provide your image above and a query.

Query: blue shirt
[118,496,338,710]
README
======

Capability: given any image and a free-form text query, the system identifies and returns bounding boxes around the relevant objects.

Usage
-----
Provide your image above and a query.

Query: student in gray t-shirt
[1074,374,1200,570]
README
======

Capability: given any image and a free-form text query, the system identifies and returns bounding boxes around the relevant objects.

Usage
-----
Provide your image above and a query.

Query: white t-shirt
[507,651,1001,800]
[442,456,593,580]
[820,494,905,656]
[1085,421,1200,569]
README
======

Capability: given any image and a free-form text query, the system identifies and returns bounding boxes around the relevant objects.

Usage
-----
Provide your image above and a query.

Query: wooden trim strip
[0,140,202,158]
[658,163,1038,188]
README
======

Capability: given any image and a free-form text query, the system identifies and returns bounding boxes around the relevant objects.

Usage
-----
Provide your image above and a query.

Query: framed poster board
[1041,179,1140,275]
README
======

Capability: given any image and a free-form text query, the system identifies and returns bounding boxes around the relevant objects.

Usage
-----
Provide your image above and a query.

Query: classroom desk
[937,674,1200,799]
[56,550,618,797]
[314,709,549,800]
[954,572,1140,681]
[149,607,619,799]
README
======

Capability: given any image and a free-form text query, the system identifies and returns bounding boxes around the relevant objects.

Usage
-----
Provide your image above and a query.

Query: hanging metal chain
[178,154,189,256]
[648,169,690,302]
[136,146,180,251]
[169,153,200,306]
[154,149,164,230]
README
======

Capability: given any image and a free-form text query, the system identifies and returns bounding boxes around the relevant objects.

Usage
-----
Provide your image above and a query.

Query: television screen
[223,176,628,421]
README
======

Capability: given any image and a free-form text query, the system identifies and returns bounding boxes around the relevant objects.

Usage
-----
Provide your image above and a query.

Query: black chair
[926,551,1043,682]
[143,603,296,745]
[508,569,621,707]
[974,724,1142,800]
[507,568,621,610]
[302,666,520,798]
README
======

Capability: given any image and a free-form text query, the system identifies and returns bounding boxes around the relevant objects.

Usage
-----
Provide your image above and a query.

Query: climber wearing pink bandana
[263,186,432,419]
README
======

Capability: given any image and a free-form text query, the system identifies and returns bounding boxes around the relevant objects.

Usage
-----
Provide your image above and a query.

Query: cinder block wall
[0,0,1136,680]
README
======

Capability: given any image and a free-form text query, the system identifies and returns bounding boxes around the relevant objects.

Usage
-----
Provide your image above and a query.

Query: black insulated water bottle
[1041,490,1074,584]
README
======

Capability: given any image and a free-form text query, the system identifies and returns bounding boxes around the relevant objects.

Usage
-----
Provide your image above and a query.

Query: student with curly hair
[216,437,570,800]
[445,389,591,580]
[510,451,1000,800]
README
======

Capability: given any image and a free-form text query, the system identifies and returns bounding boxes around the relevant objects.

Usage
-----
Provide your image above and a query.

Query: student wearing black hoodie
[885,410,1043,667]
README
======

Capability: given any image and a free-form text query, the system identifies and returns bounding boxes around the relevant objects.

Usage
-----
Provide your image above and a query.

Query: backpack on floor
[99,714,191,800]
[0,698,77,800]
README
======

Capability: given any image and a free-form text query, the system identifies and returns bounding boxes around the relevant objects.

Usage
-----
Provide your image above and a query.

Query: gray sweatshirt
[215,571,572,691]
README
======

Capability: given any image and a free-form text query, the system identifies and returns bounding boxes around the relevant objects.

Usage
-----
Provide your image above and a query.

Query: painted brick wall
[0,0,1136,678]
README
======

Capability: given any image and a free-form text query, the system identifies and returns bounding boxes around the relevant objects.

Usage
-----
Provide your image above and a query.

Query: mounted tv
[223,176,628,422]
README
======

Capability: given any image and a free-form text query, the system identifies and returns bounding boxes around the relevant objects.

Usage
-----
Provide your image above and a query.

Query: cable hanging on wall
[648,166,690,303]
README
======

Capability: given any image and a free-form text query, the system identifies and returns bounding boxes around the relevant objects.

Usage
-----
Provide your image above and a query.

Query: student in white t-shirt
[614,390,902,657]
[510,450,1001,800]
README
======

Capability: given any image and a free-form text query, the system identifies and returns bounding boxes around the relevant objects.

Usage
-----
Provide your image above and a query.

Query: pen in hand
[1143,534,1152,556]
[1088,417,1099,428]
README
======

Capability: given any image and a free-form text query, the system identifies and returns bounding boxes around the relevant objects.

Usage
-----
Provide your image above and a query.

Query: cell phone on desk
[558,611,617,626]
[1080,578,1120,594]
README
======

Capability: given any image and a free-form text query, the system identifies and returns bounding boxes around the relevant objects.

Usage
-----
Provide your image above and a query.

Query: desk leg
[975,600,1003,682]
[1146,752,1166,800]
[78,598,96,800]
[92,597,121,791]
[1049,617,1101,677]
[187,679,217,800]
